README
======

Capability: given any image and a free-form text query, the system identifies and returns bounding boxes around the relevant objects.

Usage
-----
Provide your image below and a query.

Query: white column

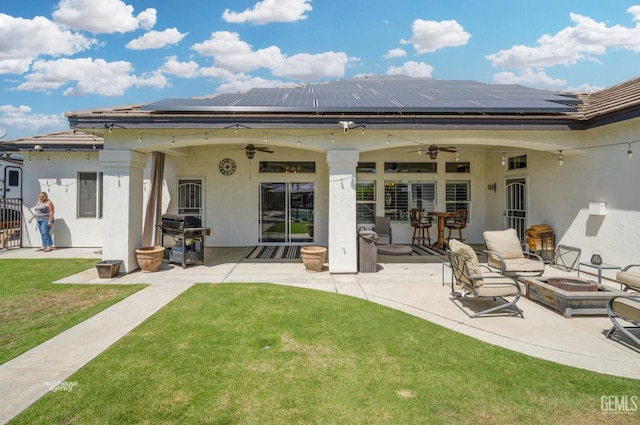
[99,150,148,272]
[326,150,359,274]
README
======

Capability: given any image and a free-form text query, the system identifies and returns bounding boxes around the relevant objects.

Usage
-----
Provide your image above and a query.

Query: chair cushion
[616,271,640,292]
[475,279,520,297]
[611,296,640,324]
[483,229,524,260]
[449,239,483,286]
[503,258,545,273]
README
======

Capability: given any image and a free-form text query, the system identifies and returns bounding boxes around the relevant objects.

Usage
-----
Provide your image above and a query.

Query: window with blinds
[356,181,376,223]
[445,180,470,216]
[384,181,436,221]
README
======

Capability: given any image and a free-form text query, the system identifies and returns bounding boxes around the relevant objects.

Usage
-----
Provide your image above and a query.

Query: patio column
[99,150,148,272]
[326,150,359,274]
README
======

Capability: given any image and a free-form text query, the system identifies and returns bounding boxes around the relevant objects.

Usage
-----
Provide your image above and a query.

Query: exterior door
[260,182,314,244]
[177,178,204,222]
[505,177,527,241]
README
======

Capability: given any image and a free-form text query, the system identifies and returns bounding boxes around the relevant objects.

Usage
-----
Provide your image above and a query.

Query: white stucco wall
[21,152,104,248]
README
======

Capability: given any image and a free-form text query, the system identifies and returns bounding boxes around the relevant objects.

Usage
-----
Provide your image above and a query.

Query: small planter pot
[95,260,123,278]
[300,246,327,272]
[135,246,165,272]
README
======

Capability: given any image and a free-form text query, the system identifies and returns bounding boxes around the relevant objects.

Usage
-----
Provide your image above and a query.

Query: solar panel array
[142,75,580,114]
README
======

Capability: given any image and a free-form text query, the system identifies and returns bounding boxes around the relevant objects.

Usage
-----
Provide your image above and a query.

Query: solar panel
[142,76,580,114]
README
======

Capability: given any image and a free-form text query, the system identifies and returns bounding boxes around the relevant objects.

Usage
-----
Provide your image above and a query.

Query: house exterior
[6,75,640,273]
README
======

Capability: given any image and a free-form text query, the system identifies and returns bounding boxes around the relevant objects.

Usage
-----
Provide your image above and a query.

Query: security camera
[339,121,354,133]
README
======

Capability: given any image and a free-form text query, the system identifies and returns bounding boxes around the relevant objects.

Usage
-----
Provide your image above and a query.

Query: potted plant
[135,246,165,272]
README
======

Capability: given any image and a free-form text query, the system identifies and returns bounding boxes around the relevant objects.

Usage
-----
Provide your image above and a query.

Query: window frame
[445,180,471,218]
[77,171,103,219]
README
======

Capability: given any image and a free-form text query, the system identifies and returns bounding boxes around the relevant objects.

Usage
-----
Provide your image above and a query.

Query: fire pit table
[519,276,627,318]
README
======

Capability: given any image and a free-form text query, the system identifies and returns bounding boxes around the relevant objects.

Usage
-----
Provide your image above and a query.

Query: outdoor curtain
[142,151,165,247]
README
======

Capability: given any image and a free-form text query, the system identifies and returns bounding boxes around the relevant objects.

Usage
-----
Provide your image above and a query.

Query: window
[356,181,376,223]
[508,155,527,170]
[446,162,470,173]
[356,162,376,173]
[445,180,470,217]
[259,161,315,173]
[384,162,437,173]
[384,181,436,221]
[78,172,103,218]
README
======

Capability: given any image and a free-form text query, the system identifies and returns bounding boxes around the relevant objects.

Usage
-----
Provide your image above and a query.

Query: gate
[0,197,22,249]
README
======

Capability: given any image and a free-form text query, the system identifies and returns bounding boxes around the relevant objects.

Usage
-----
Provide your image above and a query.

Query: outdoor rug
[410,244,447,256]
[244,245,301,260]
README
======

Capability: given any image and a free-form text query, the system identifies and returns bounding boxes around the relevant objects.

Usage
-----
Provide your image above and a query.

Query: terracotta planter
[300,246,327,272]
[135,246,165,272]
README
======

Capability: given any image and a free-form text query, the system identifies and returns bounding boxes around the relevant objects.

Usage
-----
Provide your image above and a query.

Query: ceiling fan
[235,144,274,159]
[410,144,458,159]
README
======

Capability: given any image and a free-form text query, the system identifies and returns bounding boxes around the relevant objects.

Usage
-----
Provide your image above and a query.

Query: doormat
[245,245,301,260]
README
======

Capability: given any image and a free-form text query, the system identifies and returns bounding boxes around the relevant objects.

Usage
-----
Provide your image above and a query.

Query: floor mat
[245,245,301,260]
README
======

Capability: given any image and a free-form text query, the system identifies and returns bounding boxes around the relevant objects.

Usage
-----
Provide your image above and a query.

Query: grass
[0,259,145,364]
[10,283,639,425]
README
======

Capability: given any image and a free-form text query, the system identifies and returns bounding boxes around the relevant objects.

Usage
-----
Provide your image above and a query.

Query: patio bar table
[427,211,455,248]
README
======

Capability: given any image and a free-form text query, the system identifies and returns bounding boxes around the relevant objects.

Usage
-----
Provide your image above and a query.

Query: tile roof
[1,130,103,151]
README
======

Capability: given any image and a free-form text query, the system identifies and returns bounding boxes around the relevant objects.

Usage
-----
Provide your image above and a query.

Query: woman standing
[28,192,55,252]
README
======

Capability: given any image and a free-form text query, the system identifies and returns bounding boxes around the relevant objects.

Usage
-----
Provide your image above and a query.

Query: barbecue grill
[158,214,211,268]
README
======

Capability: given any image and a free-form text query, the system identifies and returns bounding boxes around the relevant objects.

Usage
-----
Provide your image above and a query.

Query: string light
[456,152,460,162]
[558,151,564,166]
[628,143,633,159]
[172,136,175,146]
[138,132,143,143]
[500,153,506,167]
[331,133,334,143]
[204,132,208,143]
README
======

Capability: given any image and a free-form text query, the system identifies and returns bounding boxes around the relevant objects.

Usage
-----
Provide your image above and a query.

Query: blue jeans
[37,219,53,247]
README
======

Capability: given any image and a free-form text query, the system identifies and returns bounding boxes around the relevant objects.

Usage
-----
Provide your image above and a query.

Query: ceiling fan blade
[255,147,274,153]
[439,146,458,153]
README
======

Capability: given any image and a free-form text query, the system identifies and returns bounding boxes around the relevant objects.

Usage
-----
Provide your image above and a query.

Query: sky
[2,0,640,139]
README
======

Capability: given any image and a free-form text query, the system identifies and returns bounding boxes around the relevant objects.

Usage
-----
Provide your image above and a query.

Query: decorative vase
[135,246,165,272]
[590,251,602,265]
[300,246,327,272]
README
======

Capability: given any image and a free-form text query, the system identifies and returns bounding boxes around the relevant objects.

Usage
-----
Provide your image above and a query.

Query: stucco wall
[22,152,104,248]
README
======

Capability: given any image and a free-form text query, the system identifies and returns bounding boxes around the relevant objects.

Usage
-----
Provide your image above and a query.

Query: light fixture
[558,151,564,166]
[628,143,633,159]
[331,133,334,143]
[500,152,506,167]
[361,123,366,135]
[455,152,460,162]
[204,132,208,143]
[245,144,256,159]
[386,134,390,145]
[105,123,113,133]
[34,144,43,151]
[297,135,301,146]
[417,146,422,155]
[172,136,175,146]
[138,132,143,143]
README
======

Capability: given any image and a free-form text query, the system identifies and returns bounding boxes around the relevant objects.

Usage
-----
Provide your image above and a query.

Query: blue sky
[2,0,640,138]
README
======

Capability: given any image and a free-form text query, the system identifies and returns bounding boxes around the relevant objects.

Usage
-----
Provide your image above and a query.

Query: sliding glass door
[259,182,314,244]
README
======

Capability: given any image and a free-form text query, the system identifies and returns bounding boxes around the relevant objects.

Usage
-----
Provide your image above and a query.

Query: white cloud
[192,31,352,80]
[126,28,187,50]
[214,76,289,94]
[53,0,156,33]
[400,19,471,54]
[386,61,433,78]
[486,9,640,70]
[222,0,312,25]
[0,104,67,134]
[160,56,200,78]
[15,57,168,96]
[0,13,95,74]
[492,69,566,87]
[384,48,407,59]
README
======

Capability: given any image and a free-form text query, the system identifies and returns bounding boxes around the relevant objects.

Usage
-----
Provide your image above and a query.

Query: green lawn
[10,283,639,425]
[0,259,145,364]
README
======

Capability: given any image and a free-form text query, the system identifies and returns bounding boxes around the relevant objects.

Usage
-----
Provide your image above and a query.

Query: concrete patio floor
[2,246,639,381]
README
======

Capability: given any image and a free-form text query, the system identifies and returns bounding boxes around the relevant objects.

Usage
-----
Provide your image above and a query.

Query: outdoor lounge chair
[447,239,523,318]
[374,216,392,245]
[483,228,545,276]
[606,295,640,348]
[616,265,640,293]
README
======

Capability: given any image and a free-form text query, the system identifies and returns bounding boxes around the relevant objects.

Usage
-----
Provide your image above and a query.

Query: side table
[578,261,622,286]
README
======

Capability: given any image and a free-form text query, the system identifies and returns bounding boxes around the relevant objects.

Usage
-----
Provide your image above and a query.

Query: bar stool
[409,209,432,246]
[445,209,468,242]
